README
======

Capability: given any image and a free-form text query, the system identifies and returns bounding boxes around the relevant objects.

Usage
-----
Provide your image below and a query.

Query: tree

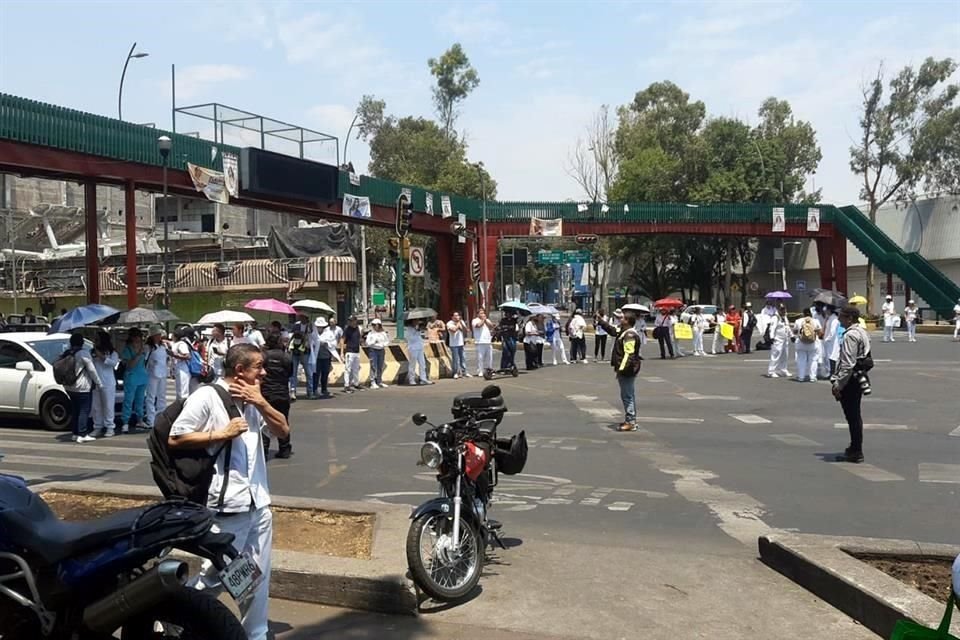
[850,57,959,313]
[428,43,480,139]
[567,105,619,202]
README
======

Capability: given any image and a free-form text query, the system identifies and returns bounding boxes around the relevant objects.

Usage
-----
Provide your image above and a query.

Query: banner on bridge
[771,207,785,233]
[807,207,820,232]
[343,193,372,218]
[187,163,229,204]
[222,152,239,197]
[530,217,563,237]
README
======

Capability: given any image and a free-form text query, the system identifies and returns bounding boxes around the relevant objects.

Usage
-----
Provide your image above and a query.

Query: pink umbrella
[244,298,297,315]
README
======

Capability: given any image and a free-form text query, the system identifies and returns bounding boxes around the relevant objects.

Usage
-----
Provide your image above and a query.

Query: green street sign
[563,250,591,263]
[372,291,386,306]
[537,250,564,265]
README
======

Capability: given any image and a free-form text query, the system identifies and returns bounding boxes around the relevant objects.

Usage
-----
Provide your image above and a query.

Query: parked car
[0,314,51,333]
[679,304,719,331]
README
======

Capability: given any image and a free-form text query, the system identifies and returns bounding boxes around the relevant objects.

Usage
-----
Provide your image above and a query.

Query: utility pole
[360,225,369,326]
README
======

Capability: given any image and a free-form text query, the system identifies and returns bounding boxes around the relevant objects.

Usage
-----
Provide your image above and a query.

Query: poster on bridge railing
[530,217,563,237]
[187,163,229,204]
[807,207,820,232]
[441,195,453,218]
[343,193,371,218]
[772,207,785,233]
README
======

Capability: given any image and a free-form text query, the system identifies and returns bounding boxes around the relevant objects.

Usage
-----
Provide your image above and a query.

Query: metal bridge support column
[832,230,848,296]
[437,235,454,320]
[815,237,834,290]
[125,180,137,309]
[84,180,100,304]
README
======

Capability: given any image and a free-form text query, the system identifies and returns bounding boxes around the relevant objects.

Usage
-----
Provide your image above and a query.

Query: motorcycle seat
[452,392,504,410]
[0,490,143,565]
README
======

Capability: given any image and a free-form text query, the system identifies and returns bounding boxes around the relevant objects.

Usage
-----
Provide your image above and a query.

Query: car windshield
[26,338,71,364]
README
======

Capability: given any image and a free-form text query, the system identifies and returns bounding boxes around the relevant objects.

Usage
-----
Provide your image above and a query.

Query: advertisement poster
[807,207,820,232]
[221,152,239,197]
[530,217,563,237]
[772,207,785,233]
[441,195,453,218]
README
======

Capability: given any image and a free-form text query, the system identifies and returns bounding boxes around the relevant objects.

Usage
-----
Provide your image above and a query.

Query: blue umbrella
[48,304,120,334]
[500,301,532,316]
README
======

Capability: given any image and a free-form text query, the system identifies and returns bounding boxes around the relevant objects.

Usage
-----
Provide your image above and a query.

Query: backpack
[183,340,215,383]
[53,348,80,386]
[799,317,817,344]
[147,384,240,506]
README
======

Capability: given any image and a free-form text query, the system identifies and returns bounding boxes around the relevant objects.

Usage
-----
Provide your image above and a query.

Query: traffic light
[396,194,414,238]
[387,237,411,259]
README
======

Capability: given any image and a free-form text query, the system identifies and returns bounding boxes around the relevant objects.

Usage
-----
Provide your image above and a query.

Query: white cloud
[306,104,355,137]
[436,3,506,43]
[515,56,565,80]
[175,64,252,100]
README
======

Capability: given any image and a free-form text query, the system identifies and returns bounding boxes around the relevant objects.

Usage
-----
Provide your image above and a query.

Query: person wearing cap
[904,299,919,343]
[597,308,643,431]
[314,317,341,398]
[365,318,390,388]
[342,316,364,392]
[740,302,757,354]
[144,326,170,429]
[881,294,897,343]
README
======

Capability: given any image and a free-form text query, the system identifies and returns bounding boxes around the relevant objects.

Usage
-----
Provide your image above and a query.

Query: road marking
[606,501,634,512]
[770,434,822,447]
[637,416,704,424]
[0,454,138,472]
[312,408,369,413]
[566,394,598,402]
[581,407,621,418]
[833,463,904,482]
[642,376,666,383]
[579,498,601,506]
[0,428,59,439]
[949,426,960,437]
[730,414,771,424]
[918,463,960,484]
[1,440,152,457]
[833,423,913,431]
[864,398,917,404]
[559,446,578,450]
[679,392,740,401]
[541,497,573,505]
[540,444,556,449]
[505,411,524,416]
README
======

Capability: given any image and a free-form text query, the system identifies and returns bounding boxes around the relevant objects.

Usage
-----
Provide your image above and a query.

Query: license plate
[218,552,262,601]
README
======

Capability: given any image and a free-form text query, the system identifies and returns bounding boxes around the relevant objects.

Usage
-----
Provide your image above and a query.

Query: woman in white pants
[792,309,822,382]
[472,309,495,375]
[710,309,726,355]
[954,300,960,341]
[144,329,169,428]
[881,295,897,342]
[549,313,569,365]
[766,305,793,378]
[406,320,432,385]
[690,306,708,356]
[91,332,119,437]
[904,300,919,342]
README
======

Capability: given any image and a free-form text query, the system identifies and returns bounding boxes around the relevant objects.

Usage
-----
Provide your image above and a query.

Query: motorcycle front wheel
[406,512,483,602]
[120,588,246,640]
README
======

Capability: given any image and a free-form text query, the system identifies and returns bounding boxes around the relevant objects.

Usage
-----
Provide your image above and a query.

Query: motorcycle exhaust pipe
[82,560,188,633]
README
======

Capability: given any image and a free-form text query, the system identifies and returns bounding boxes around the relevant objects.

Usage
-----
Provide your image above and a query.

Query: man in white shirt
[568,309,587,363]
[169,343,289,640]
[207,323,230,379]
[523,314,542,370]
[653,309,675,359]
[472,308,495,376]
[144,327,170,429]
[903,299,919,343]
[881,294,897,343]
[793,308,822,382]
[246,323,267,350]
[446,312,468,379]
[405,319,432,385]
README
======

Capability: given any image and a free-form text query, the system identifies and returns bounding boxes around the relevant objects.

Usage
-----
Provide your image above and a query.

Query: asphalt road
[3,331,957,638]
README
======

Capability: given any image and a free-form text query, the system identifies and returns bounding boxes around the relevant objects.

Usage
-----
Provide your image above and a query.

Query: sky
[1,0,958,205]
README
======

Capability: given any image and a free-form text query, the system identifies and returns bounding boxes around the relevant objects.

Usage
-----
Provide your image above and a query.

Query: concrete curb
[32,480,418,615]
[759,532,960,638]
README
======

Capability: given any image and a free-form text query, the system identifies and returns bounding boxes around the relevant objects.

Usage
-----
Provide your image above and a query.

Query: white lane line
[770,434,822,447]
[918,463,960,484]
[559,446,578,451]
[864,398,917,404]
[606,501,634,512]
[680,392,740,401]
[312,408,369,413]
[833,423,913,431]
[505,411,524,416]
[642,376,666,382]
[0,428,58,439]
[581,407,621,418]
[0,454,138,472]
[730,414,771,424]
[834,463,904,482]
[1,441,152,457]
[541,497,573,505]
[579,498,601,506]
[566,395,598,402]
[638,416,704,424]
[949,426,960,438]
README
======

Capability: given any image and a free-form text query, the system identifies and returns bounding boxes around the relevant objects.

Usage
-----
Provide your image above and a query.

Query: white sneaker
[465,373,473,378]
[765,373,779,378]
[370,382,380,390]
[380,383,389,388]
[76,435,96,443]
[121,426,130,434]
[453,374,460,379]
[104,429,116,437]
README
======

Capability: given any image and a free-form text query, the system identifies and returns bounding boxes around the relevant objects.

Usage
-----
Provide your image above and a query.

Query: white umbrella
[622,303,651,314]
[197,310,256,325]
[292,299,336,314]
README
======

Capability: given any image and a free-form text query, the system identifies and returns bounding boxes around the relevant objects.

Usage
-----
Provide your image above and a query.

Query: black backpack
[53,348,80,386]
[147,384,241,507]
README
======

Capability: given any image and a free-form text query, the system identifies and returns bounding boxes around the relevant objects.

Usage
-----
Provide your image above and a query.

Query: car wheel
[40,392,71,431]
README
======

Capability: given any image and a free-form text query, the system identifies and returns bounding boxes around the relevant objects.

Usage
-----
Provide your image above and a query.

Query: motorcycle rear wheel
[406,512,483,602]
[120,588,246,640]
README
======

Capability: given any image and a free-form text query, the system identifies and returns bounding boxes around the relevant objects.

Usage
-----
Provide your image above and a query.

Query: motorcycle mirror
[412,413,428,426]
[481,385,501,400]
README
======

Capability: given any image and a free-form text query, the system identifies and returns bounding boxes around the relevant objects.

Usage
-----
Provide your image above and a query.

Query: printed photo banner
[222,152,239,197]
[425,192,435,215]
[772,207,785,233]
[186,163,229,204]
[807,207,820,232]
[530,217,563,237]
[441,195,453,218]
[343,193,372,218]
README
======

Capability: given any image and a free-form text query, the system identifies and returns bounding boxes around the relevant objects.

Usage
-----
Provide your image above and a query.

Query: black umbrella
[404,308,437,321]
[812,291,847,307]
[102,307,179,325]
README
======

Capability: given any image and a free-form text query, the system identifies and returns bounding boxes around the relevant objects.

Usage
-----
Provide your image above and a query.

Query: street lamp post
[157,136,171,310]
[118,42,149,121]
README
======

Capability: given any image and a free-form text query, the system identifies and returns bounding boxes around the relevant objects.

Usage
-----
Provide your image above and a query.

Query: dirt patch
[41,491,373,560]
[854,553,954,604]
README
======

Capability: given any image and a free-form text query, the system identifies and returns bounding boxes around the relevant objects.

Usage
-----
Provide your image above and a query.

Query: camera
[856,372,872,395]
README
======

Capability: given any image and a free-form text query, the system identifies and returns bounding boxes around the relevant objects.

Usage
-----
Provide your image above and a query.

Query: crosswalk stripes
[832,423,914,431]
[0,427,149,482]
[0,454,137,472]
[918,463,960,484]
[730,414,771,424]
[949,426,960,437]
[833,463,904,482]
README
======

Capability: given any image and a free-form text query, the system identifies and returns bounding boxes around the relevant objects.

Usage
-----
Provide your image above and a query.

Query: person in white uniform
[690,306,708,356]
[144,327,170,428]
[710,307,727,355]
[903,300,919,343]
[405,319,432,385]
[820,306,841,378]
[766,303,793,378]
[811,304,828,379]
[881,295,897,342]
[793,308,822,382]
[549,312,570,365]
[953,298,960,341]
[169,343,289,640]
[472,308,495,375]
[172,329,196,400]
[208,323,229,379]
[90,331,119,437]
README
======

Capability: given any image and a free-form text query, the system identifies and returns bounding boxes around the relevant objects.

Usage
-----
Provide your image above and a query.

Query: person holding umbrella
[144,326,170,428]
[653,307,675,359]
[765,303,793,378]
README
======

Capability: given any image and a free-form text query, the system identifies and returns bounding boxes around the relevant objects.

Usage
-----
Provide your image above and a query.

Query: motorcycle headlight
[419,442,443,469]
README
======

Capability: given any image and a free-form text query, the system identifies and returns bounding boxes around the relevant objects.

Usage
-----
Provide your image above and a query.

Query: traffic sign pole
[396,253,405,340]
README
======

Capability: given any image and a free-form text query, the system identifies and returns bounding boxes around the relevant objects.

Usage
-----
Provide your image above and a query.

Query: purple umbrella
[765,291,792,299]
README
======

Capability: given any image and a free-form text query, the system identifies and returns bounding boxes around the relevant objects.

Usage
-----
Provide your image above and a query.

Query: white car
[0,332,88,430]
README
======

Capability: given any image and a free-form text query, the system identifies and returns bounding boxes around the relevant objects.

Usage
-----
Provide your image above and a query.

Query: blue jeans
[68,390,93,437]
[500,337,517,369]
[450,345,466,375]
[122,379,147,425]
[314,358,332,396]
[304,358,316,396]
[289,352,302,393]
[617,374,636,424]
[369,349,385,385]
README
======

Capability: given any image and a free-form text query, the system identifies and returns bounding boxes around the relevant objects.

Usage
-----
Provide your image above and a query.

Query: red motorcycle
[406,385,527,601]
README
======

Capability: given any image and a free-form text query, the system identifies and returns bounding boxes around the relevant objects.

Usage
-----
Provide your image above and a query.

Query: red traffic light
[575,234,599,245]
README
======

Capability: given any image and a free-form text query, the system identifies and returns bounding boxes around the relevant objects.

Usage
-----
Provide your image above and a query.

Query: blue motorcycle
[0,472,254,639]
